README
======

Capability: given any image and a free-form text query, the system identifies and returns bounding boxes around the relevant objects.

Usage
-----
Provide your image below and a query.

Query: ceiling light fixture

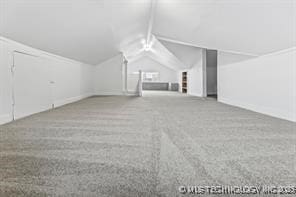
[144,43,152,51]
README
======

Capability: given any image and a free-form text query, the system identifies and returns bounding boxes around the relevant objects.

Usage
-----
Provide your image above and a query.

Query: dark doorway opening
[182,72,187,93]
[206,50,218,99]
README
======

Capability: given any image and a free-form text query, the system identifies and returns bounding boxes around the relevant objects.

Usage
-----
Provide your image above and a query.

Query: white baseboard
[219,97,296,122]
[187,92,203,97]
[0,94,93,125]
[0,114,12,125]
[94,91,124,96]
[126,91,138,96]
[54,93,93,108]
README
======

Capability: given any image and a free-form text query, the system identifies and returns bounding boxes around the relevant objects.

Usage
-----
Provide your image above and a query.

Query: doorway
[13,52,52,120]
[205,50,217,99]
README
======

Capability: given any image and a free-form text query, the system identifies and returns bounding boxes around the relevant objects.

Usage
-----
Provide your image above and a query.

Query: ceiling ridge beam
[146,0,157,46]
[156,35,259,57]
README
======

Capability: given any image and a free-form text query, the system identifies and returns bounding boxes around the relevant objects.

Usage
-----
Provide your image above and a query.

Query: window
[143,72,159,82]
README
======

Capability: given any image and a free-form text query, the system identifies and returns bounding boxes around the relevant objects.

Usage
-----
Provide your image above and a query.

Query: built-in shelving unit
[182,72,187,93]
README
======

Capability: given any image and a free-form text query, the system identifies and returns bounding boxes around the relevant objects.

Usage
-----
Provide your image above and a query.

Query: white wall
[218,48,296,122]
[47,58,93,107]
[94,54,124,95]
[159,40,203,69]
[128,56,178,82]
[218,51,255,66]
[127,56,178,93]
[179,49,204,96]
[0,37,94,124]
[0,39,12,124]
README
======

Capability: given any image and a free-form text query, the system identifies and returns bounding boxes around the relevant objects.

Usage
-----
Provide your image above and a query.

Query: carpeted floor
[0,91,295,197]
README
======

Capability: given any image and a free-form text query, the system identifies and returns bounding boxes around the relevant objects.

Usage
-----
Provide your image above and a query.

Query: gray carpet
[0,91,295,197]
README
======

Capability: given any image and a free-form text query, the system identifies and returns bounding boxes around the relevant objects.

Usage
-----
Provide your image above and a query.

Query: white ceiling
[1,0,295,66]
[0,0,151,64]
[159,40,203,68]
[153,0,296,55]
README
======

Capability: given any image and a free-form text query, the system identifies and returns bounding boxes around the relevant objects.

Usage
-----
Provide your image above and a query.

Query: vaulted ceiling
[0,0,151,64]
[0,0,295,67]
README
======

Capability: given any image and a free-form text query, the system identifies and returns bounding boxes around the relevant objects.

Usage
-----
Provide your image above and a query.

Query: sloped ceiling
[159,40,203,68]
[0,0,151,64]
[145,37,187,70]
[153,0,296,55]
[1,0,295,66]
